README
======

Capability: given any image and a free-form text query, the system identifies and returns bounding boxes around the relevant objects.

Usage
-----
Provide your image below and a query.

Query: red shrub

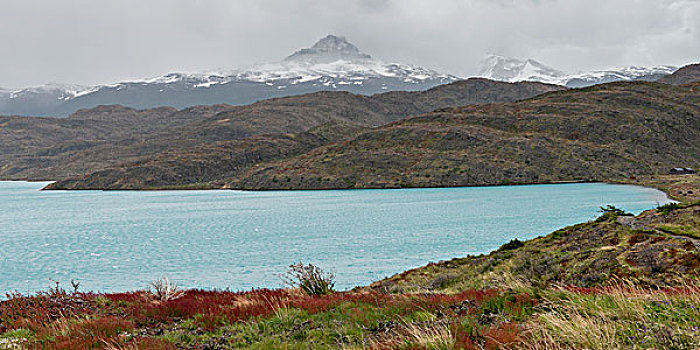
[483,322,521,350]
[1,293,98,332]
[104,291,148,304]
[29,316,134,350]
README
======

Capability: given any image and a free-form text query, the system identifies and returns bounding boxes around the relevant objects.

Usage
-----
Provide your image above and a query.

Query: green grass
[0,328,33,340]
[658,224,700,238]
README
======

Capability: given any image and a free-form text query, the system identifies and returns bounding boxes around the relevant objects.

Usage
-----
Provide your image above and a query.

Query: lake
[0,181,670,295]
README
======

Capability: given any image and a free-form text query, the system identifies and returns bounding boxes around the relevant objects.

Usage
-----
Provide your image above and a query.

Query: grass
[0,287,535,349]
[523,282,700,349]
[1,281,698,349]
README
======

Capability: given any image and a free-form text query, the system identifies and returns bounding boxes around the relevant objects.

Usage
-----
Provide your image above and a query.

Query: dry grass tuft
[520,280,700,349]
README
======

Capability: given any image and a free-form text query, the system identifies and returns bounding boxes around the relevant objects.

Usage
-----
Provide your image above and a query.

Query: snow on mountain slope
[0,35,457,117]
[1,38,681,118]
[478,55,566,84]
[126,35,454,89]
[564,65,677,87]
[479,54,676,87]
[7,83,90,101]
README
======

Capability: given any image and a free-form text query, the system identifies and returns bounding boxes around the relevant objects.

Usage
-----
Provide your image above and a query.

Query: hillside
[44,121,367,190]
[0,105,233,179]
[373,194,700,293]
[29,79,563,189]
[658,63,700,85]
[231,81,700,190]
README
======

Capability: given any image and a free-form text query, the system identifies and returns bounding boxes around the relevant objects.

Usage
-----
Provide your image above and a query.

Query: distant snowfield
[479,54,676,87]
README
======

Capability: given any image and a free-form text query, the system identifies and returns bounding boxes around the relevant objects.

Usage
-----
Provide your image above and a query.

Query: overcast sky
[1,0,698,88]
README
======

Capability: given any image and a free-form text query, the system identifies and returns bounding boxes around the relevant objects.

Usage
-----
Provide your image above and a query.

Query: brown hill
[231,82,700,190]
[24,79,563,189]
[0,104,232,179]
[172,79,565,143]
[658,63,700,85]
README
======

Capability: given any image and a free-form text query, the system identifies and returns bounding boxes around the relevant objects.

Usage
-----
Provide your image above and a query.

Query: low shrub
[595,205,632,222]
[499,239,525,251]
[656,202,682,215]
[283,262,336,296]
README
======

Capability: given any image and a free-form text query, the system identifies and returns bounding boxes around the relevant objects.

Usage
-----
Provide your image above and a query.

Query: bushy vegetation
[595,205,633,222]
[657,202,683,215]
[282,262,336,296]
[499,239,525,251]
[2,279,699,349]
[524,282,700,349]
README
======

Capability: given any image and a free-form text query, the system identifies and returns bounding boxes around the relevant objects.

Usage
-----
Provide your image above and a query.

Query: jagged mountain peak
[311,35,353,50]
[284,35,373,64]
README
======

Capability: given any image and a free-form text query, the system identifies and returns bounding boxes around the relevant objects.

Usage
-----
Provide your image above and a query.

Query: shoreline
[5,173,694,203]
[22,177,661,193]
[35,175,698,202]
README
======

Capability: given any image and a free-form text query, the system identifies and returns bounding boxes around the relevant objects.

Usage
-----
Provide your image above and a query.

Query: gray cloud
[1,0,698,88]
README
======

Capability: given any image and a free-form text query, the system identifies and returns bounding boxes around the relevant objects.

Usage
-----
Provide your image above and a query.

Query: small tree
[150,275,184,301]
[595,205,632,222]
[283,261,335,295]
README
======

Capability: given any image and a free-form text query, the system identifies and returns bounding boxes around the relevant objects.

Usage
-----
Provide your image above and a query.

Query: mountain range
[478,55,677,88]
[0,35,456,117]
[1,35,687,117]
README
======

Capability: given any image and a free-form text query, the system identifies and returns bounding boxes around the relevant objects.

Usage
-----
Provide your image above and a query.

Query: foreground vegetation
[1,279,699,349]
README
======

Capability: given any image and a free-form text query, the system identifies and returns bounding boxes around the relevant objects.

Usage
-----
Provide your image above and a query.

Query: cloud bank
[1,0,698,87]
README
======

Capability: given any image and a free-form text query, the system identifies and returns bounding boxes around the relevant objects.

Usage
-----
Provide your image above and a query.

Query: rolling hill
[43,79,700,190]
[658,63,700,85]
[0,79,564,187]
[229,81,700,190]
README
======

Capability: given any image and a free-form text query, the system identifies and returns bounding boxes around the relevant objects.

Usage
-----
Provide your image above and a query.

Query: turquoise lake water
[0,181,671,294]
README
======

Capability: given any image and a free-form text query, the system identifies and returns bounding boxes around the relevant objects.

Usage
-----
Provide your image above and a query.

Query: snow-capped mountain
[563,65,677,88]
[478,55,566,84]
[479,55,676,88]
[0,35,457,117]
